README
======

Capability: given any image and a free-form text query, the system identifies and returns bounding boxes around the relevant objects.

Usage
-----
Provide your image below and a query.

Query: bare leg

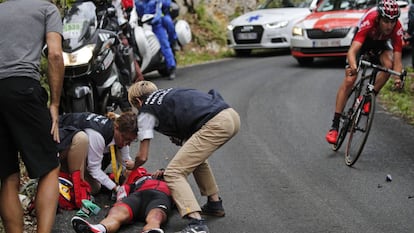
[0,172,23,233]
[335,76,357,114]
[374,51,393,92]
[142,208,167,232]
[100,204,131,233]
[207,193,219,202]
[36,166,60,233]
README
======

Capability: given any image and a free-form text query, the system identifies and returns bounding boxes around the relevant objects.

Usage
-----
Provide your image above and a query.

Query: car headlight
[292,26,304,36]
[227,24,235,31]
[265,20,289,29]
[63,44,95,66]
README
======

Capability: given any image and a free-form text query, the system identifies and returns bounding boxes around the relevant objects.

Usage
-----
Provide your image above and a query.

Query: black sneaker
[176,218,209,233]
[172,40,181,51]
[201,197,225,217]
[168,67,176,80]
[71,216,104,233]
[142,228,164,233]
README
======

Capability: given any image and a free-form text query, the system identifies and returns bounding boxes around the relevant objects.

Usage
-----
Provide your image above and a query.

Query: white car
[226,0,318,56]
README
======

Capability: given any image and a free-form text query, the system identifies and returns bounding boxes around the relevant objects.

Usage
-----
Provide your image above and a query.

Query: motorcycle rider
[161,0,181,51]
[135,0,177,80]
[121,0,179,52]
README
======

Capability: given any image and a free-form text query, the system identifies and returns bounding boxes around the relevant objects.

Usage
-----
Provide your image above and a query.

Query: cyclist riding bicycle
[325,0,404,144]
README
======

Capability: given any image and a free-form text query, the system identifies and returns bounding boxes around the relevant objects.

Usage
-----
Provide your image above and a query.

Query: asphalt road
[53,51,414,233]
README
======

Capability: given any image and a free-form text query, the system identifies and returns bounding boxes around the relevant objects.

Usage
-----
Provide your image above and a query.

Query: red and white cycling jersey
[354,7,404,52]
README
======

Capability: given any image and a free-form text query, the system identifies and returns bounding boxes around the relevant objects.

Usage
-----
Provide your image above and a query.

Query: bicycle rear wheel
[344,92,376,166]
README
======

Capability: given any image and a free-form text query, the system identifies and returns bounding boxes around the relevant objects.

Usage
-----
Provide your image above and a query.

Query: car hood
[297,10,367,30]
[230,8,312,25]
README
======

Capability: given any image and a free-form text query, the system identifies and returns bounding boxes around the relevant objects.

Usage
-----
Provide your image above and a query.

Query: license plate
[237,32,257,40]
[63,23,82,39]
[314,40,341,47]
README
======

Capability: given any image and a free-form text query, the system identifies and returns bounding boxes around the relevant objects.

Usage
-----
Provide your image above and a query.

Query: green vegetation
[190,4,227,47]
[379,67,414,124]
[176,48,233,66]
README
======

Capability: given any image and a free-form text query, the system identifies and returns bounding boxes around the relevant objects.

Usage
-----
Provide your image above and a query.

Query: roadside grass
[175,47,234,66]
[379,66,414,124]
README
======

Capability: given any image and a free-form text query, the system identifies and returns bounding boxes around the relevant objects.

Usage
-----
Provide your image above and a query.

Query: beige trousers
[164,108,240,217]
[59,131,89,180]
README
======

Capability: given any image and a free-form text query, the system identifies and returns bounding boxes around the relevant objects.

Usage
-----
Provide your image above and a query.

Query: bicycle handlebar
[359,59,406,88]
[360,60,406,79]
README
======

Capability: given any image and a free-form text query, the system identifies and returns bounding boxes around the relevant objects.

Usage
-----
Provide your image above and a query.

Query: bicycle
[331,55,406,166]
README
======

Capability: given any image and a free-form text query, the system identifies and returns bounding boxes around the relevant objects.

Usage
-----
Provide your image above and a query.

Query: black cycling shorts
[117,189,172,222]
[358,38,392,64]
[0,77,59,179]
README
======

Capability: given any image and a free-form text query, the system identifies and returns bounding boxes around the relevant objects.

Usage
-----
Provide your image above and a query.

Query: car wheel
[296,57,314,66]
[235,49,252,57]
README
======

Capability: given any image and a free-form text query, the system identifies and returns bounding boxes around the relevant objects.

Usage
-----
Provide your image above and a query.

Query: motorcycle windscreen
[62,2,97,51]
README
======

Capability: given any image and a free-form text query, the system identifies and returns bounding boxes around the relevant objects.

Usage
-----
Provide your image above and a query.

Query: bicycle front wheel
[332,86,360,151]
[332,114,349,151]
[344,92,376,166]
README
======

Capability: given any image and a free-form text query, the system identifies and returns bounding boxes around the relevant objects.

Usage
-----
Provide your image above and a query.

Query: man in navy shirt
[128,81,241,233]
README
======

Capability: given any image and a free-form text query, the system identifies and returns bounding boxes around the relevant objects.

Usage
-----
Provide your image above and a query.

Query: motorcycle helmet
[175,19,192,46]
[377,0,400,20]
[59,177,73,201]
[169,1,180,19]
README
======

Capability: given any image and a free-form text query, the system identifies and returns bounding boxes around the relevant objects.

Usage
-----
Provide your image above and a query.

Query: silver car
[226,0,318,56]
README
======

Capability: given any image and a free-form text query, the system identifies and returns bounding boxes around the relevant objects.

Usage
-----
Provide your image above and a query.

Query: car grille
[233,25,264,44]
[294,46,349,54]
[306,28,350,39]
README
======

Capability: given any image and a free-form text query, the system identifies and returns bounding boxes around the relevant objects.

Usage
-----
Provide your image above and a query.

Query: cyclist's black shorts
[347,38,392,65]
[115,189,172,222]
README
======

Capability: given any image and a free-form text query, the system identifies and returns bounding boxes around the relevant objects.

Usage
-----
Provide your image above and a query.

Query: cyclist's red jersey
[354,8,404,52]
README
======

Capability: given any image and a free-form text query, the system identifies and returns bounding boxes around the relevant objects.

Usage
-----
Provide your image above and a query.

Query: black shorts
[117,189,172,222]
[0,77,59,179]
[346,34,392,66]
[358,38,392,64]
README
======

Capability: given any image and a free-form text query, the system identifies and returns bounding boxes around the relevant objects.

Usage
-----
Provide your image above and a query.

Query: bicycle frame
[346,60,379,123]
[332,59,376,151]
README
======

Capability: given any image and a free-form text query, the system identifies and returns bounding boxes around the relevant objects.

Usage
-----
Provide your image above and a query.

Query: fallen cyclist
[71,167,172,233]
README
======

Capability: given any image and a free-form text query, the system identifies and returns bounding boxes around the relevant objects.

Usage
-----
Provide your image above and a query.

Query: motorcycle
[61,1,130,114]
[127,2,192,76]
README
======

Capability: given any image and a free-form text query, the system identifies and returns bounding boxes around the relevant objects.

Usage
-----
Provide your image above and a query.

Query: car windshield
[259,0,315,8]
[316,0,376,11]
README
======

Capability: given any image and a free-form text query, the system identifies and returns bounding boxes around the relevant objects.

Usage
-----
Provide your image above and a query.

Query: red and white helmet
[377,0,400,20]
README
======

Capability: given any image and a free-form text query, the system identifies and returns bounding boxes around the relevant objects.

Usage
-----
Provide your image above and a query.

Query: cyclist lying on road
[71,167,172,233]
[326,0,404,144]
